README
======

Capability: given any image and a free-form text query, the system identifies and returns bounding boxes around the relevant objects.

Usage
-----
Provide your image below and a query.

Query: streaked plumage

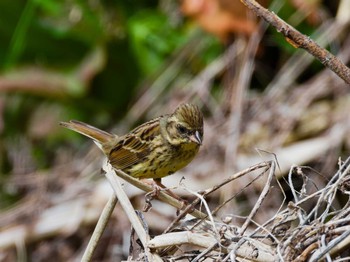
[60,103,204,180]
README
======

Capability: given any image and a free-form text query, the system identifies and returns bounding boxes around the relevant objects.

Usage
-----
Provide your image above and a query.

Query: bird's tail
[60,120,116,151]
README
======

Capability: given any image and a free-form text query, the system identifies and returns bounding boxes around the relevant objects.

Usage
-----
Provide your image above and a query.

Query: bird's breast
[128,142,199,179]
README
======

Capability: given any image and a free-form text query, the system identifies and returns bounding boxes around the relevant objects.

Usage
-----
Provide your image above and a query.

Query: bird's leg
[142,178,187,212]
[153,178,183,201]
[144,178,190,213]
[143,179,161,211]
[142,179,160,196]
[154,179,196,214]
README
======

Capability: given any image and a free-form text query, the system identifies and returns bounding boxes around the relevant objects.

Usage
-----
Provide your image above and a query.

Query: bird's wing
[109,117,161,170]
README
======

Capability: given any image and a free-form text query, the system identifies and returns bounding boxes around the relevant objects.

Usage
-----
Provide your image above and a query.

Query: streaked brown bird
[60,103,204,189]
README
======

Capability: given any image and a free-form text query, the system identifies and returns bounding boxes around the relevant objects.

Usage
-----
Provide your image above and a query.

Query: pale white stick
[103,162,160,261]
[103,163,148,245]
[81,194,118,262]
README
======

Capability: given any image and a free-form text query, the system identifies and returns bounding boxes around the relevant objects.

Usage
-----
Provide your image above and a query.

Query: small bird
[60,103,203,190]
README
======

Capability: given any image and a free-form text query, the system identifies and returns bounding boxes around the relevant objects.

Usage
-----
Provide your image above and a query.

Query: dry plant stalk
[154,159,350,260]
[279,157,350,261]
[81,194,118,262]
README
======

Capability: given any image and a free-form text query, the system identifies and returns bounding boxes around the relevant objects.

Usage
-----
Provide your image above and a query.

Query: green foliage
[127,10,188,75]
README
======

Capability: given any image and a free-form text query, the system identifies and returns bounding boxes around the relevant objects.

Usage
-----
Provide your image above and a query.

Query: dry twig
[240,0,350,84]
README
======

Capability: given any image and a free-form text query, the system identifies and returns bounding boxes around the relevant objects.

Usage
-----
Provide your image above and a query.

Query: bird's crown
[173,103,203,131]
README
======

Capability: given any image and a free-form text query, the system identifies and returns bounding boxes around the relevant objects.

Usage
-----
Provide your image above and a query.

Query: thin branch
[103,163,164,261]
[112,166,208,220]
[239,161,276,235]
[163,161,271,234]
[240,0,350,85]
[81,194,118,262]
[103,164,149,250]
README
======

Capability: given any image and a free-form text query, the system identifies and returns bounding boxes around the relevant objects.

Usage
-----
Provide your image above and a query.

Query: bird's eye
[177,125,187,134]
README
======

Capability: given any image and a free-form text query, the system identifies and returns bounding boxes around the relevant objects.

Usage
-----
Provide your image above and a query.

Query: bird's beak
[189,130,202,145]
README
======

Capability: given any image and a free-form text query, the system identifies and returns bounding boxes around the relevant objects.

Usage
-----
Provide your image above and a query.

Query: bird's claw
[143,183,161,212]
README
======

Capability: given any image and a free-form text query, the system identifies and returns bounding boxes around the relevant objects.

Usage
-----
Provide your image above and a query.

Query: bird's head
[161,103,204,147]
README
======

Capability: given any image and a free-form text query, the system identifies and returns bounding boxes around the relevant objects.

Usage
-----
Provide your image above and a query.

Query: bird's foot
[143,180,161,212]
[142,179,191,213]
